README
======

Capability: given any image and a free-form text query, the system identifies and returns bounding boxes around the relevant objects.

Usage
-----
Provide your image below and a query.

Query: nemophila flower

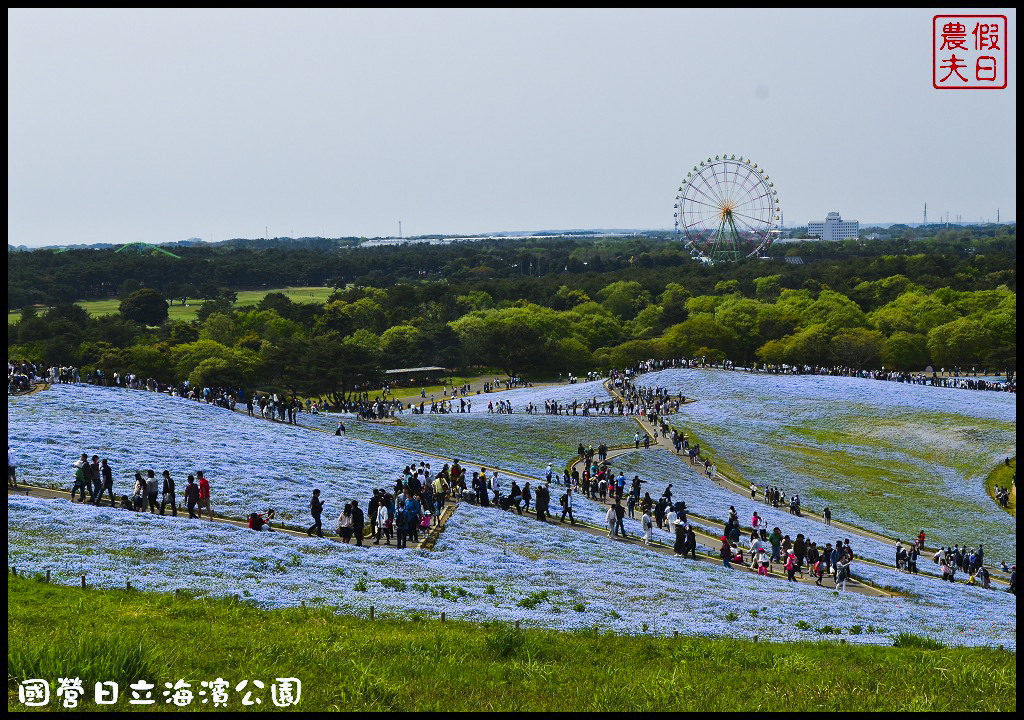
[635,368,1016,560]
[6,381,1016,649]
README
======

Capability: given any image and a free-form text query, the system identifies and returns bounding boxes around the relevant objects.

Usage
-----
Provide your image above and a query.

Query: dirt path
[6,482,453,552]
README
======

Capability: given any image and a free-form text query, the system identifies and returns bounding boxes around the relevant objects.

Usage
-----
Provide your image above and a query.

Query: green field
[6,575,1016,712]
[8,287,337,325]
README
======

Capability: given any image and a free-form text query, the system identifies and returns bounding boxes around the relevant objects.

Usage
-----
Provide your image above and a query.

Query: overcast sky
[8,8,1016,246]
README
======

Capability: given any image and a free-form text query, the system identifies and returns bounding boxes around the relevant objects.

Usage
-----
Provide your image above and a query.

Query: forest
[7,227,1017,398]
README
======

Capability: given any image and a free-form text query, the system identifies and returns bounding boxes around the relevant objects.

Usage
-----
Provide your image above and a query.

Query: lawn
[7,575,1017,712]
[8,287,336,324]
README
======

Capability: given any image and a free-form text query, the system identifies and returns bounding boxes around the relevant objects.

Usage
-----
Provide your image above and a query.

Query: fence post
[81,575,86,589]
[46,569,51,583]
[441,612,446,623]
[234,594,240,603]
[301,600,305,608]
[515,620,520,629]
[673,630,678,638]
[11,567,15,577]
[126,579,131,592]
[369,605,374,620]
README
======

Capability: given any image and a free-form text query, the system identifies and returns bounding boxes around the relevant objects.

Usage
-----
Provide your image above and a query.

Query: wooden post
[369,606,374,620]
[515,620,520,629]
[175,589,181,596]
[46,569,51,583]
[81,575,86,589]
[126,579,131,592]
[301,600,305,608]
[674,630,678,638]
[11,567,15,577]
[234,594,240,603]
[441,612,446,623]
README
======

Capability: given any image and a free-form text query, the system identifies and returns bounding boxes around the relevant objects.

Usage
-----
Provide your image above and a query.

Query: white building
[806,212,859,241]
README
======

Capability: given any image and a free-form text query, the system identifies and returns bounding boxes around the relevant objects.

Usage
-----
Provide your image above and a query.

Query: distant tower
[923,202,927,226]
[997,208,1000,223]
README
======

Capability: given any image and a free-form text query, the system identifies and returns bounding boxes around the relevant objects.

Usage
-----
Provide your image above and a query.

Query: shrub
[795,620,811,630]
[850,625,863,635]
[380,578,407,592]
[816,625,841,635]
[484,584,496,595]
[893,632,944,649]
[354,578,368,592]
[573,602,586,612]
[726,612,738,622]
[517,590,551,609]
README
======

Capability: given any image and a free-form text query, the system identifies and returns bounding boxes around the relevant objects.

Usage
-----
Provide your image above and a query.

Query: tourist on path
[184,475,200,518]
[307,488,324,538]
[159,470,177,516]
[197,471,214,521]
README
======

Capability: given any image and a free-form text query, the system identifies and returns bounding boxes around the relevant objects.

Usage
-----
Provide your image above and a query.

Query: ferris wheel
[673,155,780,262]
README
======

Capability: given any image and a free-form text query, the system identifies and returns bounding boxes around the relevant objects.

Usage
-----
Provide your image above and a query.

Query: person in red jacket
[918,530,926,550]
[197,470,213,521]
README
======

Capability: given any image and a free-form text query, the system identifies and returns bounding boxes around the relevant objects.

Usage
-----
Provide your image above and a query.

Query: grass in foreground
[7,576,1016,712]
[984,457,1016,516]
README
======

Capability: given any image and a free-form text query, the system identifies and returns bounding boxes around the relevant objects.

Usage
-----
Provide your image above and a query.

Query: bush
[726,612,738,622]
[354,578,368,592]
[380,578,407,592]
[517,590,551,609]
[850,625,863,635]
[573,602,586,612]
[484,584,496,595]
[795,620,811,631]
[893,632,944,649]
[815,625,841,635]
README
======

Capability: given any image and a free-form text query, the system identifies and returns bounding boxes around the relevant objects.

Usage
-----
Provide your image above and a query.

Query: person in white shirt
[641,509,653,546]
[605,505,616,538]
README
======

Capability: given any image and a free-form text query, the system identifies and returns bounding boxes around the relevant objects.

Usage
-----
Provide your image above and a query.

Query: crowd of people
[64,452,215,520]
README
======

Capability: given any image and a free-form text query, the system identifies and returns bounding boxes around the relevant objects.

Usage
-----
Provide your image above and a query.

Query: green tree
[881,332,930,371]
[830,328,884,370]
[926,318,990,368]
[119,288,169,325]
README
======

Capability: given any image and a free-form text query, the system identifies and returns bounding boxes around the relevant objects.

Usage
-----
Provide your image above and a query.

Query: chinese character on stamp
[934,15,1007,89]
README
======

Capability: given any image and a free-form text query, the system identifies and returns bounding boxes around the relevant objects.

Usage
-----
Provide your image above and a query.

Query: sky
[7,8,1017,246]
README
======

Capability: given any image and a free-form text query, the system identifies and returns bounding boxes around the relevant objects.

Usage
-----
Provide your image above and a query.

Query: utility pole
[923,202,927,226]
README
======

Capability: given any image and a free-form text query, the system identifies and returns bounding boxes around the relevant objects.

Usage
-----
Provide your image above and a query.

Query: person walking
[98,459,115,507]
[351,500,364,547]
[72,453,90,502]
[606,504,616,538]
[7,446,17,489]
[145,470,160,513]
[159,470,177,516]
[641,509,653,546]
[306,489,324,538]
[89,455,102,504]
[785,551,797,582]
[184,475,200,518]
[375,495,391,545]
[536,483,549,523]
[197,471,213,521]
[720,536,732,568]
[823,506,832,526]
[560,487,575,524]
[613,500,626,538]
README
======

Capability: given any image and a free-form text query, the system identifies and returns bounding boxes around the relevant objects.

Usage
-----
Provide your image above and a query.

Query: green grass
[984,457,1016,517]
[7,576,1017,711]
[8,287,336,324]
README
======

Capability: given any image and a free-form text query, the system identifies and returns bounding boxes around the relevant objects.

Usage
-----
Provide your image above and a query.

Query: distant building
[807,212,859,241]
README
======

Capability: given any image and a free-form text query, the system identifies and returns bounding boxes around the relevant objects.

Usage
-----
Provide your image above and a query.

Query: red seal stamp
[933,15,1007,89]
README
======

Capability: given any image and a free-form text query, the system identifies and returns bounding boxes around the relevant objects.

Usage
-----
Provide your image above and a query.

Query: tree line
[7,230,1016,399]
